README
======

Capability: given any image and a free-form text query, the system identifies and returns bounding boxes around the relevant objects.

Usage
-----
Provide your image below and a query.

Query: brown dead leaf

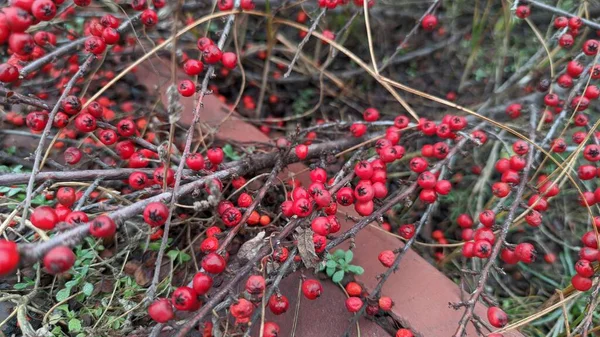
[294,227,319,269]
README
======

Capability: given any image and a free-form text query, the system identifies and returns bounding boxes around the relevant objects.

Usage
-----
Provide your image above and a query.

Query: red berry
[263,322,280,337]
[65,211,88,225]
[572,274,593,291]
[89,215,116,238]
[207,147,224,165]
[171,286,199,311]
[295,144,308,159]
[56,187,76,207]
[202,252,226,274]
[396,329,414,337]
[434,180,451,195]
[462,241,475,258]
[457,214,473,228]
[487,306,508,328]
[363,107,380,122]
[419,189,437,204]
[43,246,75,274]
[501,248,519,264]
[355,200,374,216]
[183,59,204,76]
[203,45,223,64]
[31,0,56,21]
[505,103,522,119]
[515,5,530,19]
[421,14,438,31]
[583,39,599,55]
[148,298,174,323]
[178,79,196,97]
[575,259,595,278]
[301,279,323,300]
[559,33,574,48]
[193,272,213,295]
[74,113,97,133]
[245,275,265,296]
[31,205,58,230]
[492,182,510,198]
[473,240,492,258]
[230,298,253,324]
[221,52,238,69]
[217,0,234,10]
[84,36,106,55]
[185,153,205,171]
[378,296,393,311]
[479,210,495,227]
[143,202,169,227]
[378,250,395,267]
[515,242,536,263]
[140,9,158,26]
[554,16,568,28]
[0,240,19,276]
[345,297,363,312]
[0,63,19,83]
[345,282,362,297]
[409,157,428,173]
[350,123,367,137]
[268,294,289,315]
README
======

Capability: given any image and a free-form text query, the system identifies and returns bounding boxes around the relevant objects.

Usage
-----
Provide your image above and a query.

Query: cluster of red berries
[572,224,600,291]
[217,0,255,11]
[177,37,239,97]
[0,185,117,276]
[458,141,543,263]
[344,281,394,314]
[0,0,62,83]
[317,0,375,10]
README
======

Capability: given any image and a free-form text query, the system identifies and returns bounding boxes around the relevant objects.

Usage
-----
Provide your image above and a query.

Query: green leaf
[65,279,79,288]
[178,252,191,263]
[166,250,179,261]
[347,265,364,275]
[317,262,326,272]
[13,282,30,290]
[326,260,337,268]
[332,270,344,283]
[68,318,81,332]
[326,266,336,277]
[82,283,94,296]
[56,288,71,302]
[222,144,241,160]
[7,188,21,197]
[333,249,345,260]
[345,250,353,263]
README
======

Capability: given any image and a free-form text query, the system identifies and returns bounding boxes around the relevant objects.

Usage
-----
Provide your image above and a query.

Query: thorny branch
[452,108,538,337]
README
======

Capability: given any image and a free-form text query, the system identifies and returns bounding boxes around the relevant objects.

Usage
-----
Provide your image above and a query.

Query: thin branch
[19,13,141,77]
[525,0,600,31]
[378,0,441,72]
[283,8,327,78]
[145,0,241,302]
[452,109,538,337]
[20,55,95,228]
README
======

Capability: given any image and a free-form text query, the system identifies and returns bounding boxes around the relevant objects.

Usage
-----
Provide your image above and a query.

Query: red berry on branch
[148,298,174,323]
[43,246,75,274]
[301,279,323,300]
[0,240,19,276]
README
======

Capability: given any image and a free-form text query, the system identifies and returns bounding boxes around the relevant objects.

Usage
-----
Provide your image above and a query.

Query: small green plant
[318,249,364,283]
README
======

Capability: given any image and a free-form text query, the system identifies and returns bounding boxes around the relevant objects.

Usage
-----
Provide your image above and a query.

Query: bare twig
[20,55,95,228]
[283,8,327,78]
[145,0,241,302]
[378,0,441,72]
[452,109,538,337]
